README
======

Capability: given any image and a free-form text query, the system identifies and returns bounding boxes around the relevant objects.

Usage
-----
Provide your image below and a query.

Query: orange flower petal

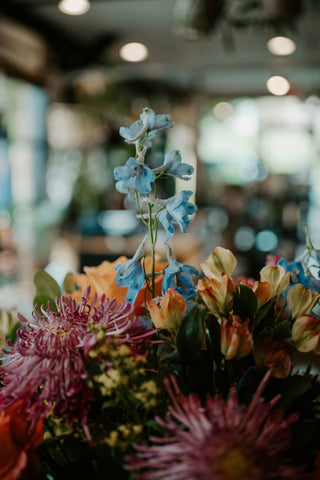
[71,256,167,315]
[0,402,43,480]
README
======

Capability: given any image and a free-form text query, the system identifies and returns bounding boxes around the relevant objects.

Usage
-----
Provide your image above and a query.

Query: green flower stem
[134,191,148,226]
[148,202,156,299]
[275,298,288,324]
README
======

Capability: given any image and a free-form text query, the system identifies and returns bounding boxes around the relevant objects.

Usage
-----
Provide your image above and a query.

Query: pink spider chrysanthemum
[0,286,155,439]
[126,370,307,480]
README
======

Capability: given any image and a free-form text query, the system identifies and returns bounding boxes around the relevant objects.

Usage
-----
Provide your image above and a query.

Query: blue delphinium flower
[119,119,144,144]
[113,157,155,194]
[162,150,194,180]
[158,190,197,244]
[140,107,174,132]
[114,237,147,303]
[162,245,198,299]
[278,257,320,307]
[277,258,311,288]
[119,108,174,145]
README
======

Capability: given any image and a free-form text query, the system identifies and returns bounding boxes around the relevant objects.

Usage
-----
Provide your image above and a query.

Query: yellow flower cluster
[103,424,143,449]
[94,369,124,396]
[134,380,159,408]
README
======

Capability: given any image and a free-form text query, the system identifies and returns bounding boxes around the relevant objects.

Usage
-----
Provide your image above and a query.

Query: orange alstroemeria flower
[197,274,235,317]
[287,284,320,319]
[253,330,293,378]
[0,401,43,480]
[220,315,253,360]
[260,265,291,298]
[147,288,186,335]
[200,246,237,280]
[292,314,320,354]
[71,256,167,316]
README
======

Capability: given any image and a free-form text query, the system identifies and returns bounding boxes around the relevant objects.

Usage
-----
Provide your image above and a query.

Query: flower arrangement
[1,107,320,479]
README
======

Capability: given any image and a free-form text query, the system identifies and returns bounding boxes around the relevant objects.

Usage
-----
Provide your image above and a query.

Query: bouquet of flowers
[1,107,320,480]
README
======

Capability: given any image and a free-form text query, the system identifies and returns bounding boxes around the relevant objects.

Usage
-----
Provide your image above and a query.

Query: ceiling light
[119,42,149,62]
[267,36,296,56]
[266,76,290,96]
[58,0,91,16]
[213,102,234,120]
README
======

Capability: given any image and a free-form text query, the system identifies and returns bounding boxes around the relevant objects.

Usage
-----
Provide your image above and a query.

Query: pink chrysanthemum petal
[0,286,155,438]
[126,372,307,480]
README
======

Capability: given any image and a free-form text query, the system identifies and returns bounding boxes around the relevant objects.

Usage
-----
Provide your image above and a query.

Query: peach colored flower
[287,284,319,319]
[197,274,235,317]
[260,265,291,297]
[292,314,320,354]
[253,331,293,378]
[0,401,43,480]
[200,247,237,280]
[220,315,253,360]
[147,288,186,335]
[71,256,167,315]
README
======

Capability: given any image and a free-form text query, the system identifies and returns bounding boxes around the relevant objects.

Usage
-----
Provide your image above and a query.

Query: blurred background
[0,0,320,315]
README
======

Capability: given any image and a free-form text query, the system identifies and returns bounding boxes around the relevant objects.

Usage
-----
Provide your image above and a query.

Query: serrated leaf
[175,306,204,364]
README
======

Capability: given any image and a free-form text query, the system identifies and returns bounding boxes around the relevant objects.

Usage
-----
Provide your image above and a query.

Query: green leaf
[64,272,77,294]
[254,300,275,335]
[33,270,62,310]
[233,284,258,319]
[268,375,314,412]
[33,294,58,312]
[175,306,205,364]
[274,320,292,340]
[206,313,223,364]
[256,299,274,324]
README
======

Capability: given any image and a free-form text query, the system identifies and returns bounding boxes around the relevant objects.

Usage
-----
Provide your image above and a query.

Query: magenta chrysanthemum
[0,286,155,437]
[126,371,306,480]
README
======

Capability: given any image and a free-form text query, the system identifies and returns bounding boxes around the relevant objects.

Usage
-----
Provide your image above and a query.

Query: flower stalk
[113,107,196,305]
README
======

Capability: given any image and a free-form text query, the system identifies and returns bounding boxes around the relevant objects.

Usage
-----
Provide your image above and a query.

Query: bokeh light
[266,76,290,96]
[267,36,296,56]
[119,42,149,62]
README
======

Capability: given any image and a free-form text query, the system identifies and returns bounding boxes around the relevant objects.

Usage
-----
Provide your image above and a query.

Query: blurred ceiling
[1,0,320,99]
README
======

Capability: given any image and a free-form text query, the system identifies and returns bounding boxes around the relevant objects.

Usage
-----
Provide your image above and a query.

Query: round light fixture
[213,102,234,120]
[119,42,149,62]
[58,0,91,16]
[267,36,296,56]
[266,75,290,96]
